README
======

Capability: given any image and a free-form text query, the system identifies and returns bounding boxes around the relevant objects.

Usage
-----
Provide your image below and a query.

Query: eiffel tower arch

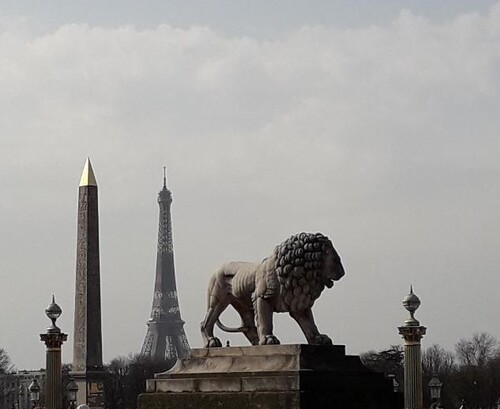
[141,170,190,360]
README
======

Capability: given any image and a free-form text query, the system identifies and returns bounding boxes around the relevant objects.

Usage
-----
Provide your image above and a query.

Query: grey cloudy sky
[0,1,499,370]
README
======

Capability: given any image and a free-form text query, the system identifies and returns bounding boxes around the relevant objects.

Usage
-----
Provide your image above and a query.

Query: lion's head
[273,232,345,311]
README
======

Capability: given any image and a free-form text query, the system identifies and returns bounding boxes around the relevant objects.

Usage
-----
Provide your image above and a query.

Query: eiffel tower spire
[141,171,190,360]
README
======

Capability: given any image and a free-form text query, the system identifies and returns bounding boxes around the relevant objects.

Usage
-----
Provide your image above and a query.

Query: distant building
[0,373,18,409]
[0,370,45,409]
[17,370,45,409]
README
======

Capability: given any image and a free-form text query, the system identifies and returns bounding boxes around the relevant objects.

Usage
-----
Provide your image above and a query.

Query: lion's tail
[216,319,247,333]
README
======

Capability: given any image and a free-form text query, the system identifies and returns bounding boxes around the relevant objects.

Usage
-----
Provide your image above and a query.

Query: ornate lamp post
[398,286,426,409]
[40,296,68,409]
[18,385,24,409]
[388,374,400,393]
[428,374,443,408]
[28,380,40,409]
[429,374,442,400]
[66,380,78,409]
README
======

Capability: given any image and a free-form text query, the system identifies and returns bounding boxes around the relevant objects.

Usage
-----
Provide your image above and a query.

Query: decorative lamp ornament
[402,285,421,326]
[387,374,399,393]
[28,379,40,404]
[45,295,62,333]
[429,374,443,400]
[66,379,78,405]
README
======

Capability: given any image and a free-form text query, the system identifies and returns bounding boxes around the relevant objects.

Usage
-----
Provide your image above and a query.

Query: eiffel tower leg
[171,335,190,360]
[164,336,177,361]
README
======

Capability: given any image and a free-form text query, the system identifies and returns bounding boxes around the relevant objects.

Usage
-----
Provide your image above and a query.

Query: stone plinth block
[138,344,402,409]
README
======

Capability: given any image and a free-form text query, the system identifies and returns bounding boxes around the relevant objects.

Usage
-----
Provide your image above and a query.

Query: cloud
[0,5,499,368]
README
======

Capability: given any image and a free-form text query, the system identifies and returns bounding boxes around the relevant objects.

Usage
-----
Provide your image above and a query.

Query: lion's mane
[273,232,332,311]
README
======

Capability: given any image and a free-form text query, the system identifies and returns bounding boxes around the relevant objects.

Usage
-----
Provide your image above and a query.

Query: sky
[0,1,499,370]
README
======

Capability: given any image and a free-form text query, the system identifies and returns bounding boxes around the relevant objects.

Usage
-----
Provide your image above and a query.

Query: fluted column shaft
[404,343,422,409]
[399,326,426,409]
[40,333,68,409]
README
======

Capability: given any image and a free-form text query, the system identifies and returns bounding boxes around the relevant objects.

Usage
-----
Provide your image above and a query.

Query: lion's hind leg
[201,298,229,348]
[231,300,259,346]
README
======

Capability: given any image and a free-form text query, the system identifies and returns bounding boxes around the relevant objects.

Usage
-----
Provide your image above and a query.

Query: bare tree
[0,348,14,374]
[361,344,404,389]
[105,354,175,409]
[423,344,455,375]
[455,332,498,367]
[453,333,499,409]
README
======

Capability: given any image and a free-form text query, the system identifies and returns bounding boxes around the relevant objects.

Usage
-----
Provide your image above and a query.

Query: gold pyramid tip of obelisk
[79,157,97,186]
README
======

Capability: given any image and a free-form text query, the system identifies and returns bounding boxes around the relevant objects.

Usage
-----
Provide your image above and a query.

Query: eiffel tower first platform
[141,170,190,361]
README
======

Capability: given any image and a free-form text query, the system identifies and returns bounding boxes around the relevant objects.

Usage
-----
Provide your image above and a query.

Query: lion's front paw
[311,334,333,345]
[261,335,281,345]
[206,337,222,348]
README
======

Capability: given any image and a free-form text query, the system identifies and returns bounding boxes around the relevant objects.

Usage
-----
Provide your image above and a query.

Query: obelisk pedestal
[40,296,67,409]
[398,287,426,409]
[72,158,106,408]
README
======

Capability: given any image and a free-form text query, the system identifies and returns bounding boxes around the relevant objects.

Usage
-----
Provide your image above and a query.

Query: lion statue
[200,232,345,347]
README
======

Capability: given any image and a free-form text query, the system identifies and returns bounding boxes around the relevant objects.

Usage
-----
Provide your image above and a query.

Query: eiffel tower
[141,169,190,360]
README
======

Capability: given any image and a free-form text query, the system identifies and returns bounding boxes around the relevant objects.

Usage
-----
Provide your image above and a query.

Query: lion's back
[220,261,258,299]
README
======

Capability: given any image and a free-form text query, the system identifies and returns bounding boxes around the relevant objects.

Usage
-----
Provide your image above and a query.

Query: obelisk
[72,158,105,408]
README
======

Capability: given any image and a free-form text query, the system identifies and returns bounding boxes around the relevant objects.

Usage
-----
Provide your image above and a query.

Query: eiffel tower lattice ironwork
[141,170,190,360]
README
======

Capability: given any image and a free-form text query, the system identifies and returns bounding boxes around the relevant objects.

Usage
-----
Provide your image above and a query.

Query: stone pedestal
[138,344,402,409]
[71,370,107,409]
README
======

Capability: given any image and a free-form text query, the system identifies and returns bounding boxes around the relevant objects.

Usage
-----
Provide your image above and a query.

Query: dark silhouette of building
[141,170,190,360]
